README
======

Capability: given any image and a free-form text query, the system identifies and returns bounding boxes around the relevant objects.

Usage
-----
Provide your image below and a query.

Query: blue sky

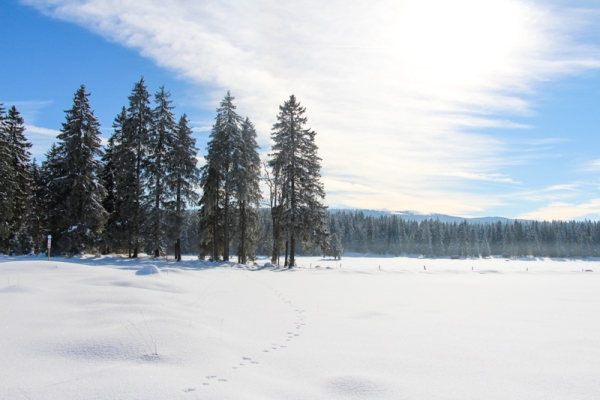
[3,0,600,220]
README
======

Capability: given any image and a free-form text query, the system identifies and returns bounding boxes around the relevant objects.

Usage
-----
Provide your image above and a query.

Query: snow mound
[264,262,277,268]
[136,264,161,275]
[326,376,388,397]
[0,285,34,293]
[56,340,139,361]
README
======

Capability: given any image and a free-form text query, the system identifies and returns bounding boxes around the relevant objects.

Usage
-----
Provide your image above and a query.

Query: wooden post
[47,235,52,261]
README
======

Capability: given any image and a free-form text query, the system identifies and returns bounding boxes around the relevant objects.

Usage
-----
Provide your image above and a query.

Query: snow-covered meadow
[1,255,599,399]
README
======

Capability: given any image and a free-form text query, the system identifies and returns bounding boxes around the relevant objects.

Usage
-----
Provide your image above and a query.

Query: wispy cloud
[585,158,600,171]
[527,138,568,146]
[518,199,600,220]
[1,100,53,125]
[444,172,520,184]
[25,125,60,137]
[515,184,582,202]
[23,0,600,215]
[190,125,212,133]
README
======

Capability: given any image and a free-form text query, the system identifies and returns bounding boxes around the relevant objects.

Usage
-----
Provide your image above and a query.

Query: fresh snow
[1,254,599,399]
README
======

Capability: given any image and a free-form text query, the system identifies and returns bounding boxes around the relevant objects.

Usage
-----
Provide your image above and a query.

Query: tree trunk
[133,136,142,260]
[284,239,289,267]
[224,192,229,261]
[239,201,245,264]
[271,211,279,264]
[290,233,295,268]
[176,176,182,261]
[153,149,162,258]
[212,179,219,261]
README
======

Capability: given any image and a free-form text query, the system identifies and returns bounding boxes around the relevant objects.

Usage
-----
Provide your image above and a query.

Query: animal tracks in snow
[202,279,308,389]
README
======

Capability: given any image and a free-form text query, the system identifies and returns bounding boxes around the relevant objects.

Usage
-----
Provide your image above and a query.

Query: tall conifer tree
[168,114,200,261]
[49,85,107,254]
[25,159,46,254]
[232,117,261,263]
[3,106,32,252]
[144,86,176,257]
[100,121,119,253]
[198,91,242,261]
[118,78,152,257]
[0,104,12,245]
[269,95,328,267]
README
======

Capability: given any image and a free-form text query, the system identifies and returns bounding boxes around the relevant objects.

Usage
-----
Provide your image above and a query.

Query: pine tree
[144,86,177,257]
[198,160,223,260]
[117,78,152,257]
[0,104,12,246]
[100,121,118,254]
[329,232,343,259]
[25,159,46,254]
[167,114,200,261]
[419,220,433,257]
[198,91,243,261]
[40,143,65,255]
[269,95,328,267]
[49,85,107,254]
[0,106,33,253]
[232,117,261,263]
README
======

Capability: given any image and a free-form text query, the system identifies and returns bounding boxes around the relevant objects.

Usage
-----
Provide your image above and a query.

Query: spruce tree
[198,91,243,261]
[198,159,223,260]
[118,78,152,257]
[40,143,66,255]
[0,104,11,245]
[167,114,200,261]
[265,157,286,265]
[100,121,119,254]
[269,95,328,267]
[144,86,177,257]
[232,117,261,263]
[0,106,33,253]
[25,159,46,254]
[329,232,343,259]
[49,85,107,254]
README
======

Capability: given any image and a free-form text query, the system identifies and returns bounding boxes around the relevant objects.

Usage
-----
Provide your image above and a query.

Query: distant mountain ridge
[329,209,513,223]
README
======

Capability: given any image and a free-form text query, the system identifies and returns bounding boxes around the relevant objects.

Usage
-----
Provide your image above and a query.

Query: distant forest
[168,209,600,259]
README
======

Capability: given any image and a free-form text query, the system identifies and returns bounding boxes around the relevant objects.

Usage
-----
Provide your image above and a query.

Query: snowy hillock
[136,264,161,275]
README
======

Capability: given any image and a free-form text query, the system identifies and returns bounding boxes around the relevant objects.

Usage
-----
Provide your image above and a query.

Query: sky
[3,0,600,220]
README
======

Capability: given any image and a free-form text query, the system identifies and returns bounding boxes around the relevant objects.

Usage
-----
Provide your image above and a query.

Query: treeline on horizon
[2,79,599,260]
[159,209,600,259]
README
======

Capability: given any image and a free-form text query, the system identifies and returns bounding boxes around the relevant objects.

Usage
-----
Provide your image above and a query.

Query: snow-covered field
[1,254,599,399]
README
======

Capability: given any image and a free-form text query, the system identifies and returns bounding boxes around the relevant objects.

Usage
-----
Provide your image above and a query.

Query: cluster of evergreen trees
[0,81,329,265]
[198,93,328,267]
[0,79,201,258]
[312,211,600,258]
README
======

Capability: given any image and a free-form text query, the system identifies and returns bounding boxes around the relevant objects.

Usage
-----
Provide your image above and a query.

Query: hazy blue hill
[329,209,513,223]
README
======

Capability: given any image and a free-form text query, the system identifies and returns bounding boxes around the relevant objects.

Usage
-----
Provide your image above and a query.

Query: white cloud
[518,199,600,220]
[24,125,60,137]
[443,172,520,184]
[190,125,212,133]
[2,100,53,125]
[23,0,600,215]
[585,159,600,171]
